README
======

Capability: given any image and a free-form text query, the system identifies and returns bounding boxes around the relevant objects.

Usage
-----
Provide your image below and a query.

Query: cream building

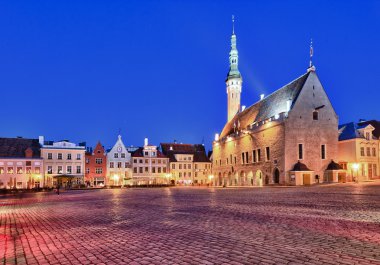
[0,137,43,189]
[338,121,379,181]
[212,24,339,186]
[106,135,132,186]
[40,137,86,188]
[160,143,212,185]
[131,138,169,186]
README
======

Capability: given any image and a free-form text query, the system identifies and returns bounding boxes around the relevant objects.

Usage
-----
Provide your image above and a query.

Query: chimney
[260,94,265,100]
[144,138,148,146]
[39,136,44,146]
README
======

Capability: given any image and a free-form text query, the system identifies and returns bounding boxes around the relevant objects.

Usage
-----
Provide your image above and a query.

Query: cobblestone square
[1,183,380,265]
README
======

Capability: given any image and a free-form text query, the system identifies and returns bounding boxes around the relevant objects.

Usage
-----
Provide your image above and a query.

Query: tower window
[298,144,303,160]
[313,111,319,120]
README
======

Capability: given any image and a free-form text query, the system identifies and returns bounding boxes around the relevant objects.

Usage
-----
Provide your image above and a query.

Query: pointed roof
[0,137,41,158]
[220,71,311,138]
[160,143,211,163]
[358,120,380,138]
[338,121,377,141]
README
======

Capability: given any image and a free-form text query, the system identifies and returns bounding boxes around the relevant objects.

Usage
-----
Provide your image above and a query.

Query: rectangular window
[246,152,249,163]
[76,154,81,160]
[133,159,137,163]
[172,164,175,169]
[121,153,125,158]
[139,159,143,163]
[163,167,166,173]
[234,156,237,164]
[117,162,122,168]
[144,151,149,156]
[158,167,162,173]
[95,168,103,174]
[125,162,129,168]
[26,161,31,166]
[152,159,156,164]
[188,164,191,169]
[145,167,149,173]
[189,172,191,177]
[58,166,63,174]
[195,164,198,170]
[253,150,257,163]
[95,158,103,164]
[321,145,326,160]
[366,132,370,140]
[26,167,31,174]
[76,166,81,174]
[361,147,365,156]
[67,154,72,160]
[58,153,62,160]
[47,166,52,174]
[152,167,156,173]
[139,167,143,173]
[179,164,182,169]
[86,158,90,164]
[67,166,72,174]
[313,111,319,120]
[298,144,303,160]
[373,148,376,157]
[17,167,23,174]
[35,167,40,174]
[242,153,245,164]
[86,168,90,174]
[134,167,137,173]
[48,153,52,159]
[110,162,114,168]
[374,164,377,176]
[114,153,118,158]
[257,149,261,162]
[0,167,5,174]
[265,146,270,161]
[367,147,371,156]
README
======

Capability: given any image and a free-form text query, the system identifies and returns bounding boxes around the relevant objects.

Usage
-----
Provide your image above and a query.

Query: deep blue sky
[1,1,379,150]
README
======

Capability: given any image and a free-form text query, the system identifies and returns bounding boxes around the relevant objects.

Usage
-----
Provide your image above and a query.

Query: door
[303,174,311,185]
[274,169,280,184]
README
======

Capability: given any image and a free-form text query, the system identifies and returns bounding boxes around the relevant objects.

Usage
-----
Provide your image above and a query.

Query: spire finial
[309,38,313,67]
[232,15,235,34]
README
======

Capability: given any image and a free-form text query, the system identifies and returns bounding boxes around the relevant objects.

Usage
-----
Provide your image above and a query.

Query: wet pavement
[1,183,380,264]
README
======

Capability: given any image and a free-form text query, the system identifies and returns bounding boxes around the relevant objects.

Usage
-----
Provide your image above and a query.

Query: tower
[226,16,242,122]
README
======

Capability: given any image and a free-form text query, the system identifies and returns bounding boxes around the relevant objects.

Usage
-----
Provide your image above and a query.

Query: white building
[106,135,132,186]
[40,137,86,188]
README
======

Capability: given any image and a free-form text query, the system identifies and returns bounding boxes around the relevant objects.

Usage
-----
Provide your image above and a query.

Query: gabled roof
[338,121,377,141]
[358,120,380,138]
[220,71,311,138]
[0,137,41,158]
[131,147,167,158]
[160,143,211,163]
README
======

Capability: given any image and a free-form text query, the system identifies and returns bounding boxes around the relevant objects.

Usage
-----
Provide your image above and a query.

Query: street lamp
[113,174,119,187]
[352,163,359,183]
[208,175,214,186]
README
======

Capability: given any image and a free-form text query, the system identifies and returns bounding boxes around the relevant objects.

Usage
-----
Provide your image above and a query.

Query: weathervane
[232,15,235,34]
[309,38,313,67]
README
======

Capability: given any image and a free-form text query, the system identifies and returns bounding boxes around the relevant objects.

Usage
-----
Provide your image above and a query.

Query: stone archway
[274,168,280,184]
[247,171,254,186]
[218,172,222,186]
[239,171,245,186]
[255,170,263,187]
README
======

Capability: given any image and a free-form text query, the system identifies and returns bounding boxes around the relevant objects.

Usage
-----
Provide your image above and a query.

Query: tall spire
[226,15,241,81]
[307,38,316,72]
[309,38,313,67]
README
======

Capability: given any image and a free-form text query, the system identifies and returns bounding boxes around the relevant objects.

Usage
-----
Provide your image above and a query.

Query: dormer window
[313,111,319,120]
[365,132,370,140]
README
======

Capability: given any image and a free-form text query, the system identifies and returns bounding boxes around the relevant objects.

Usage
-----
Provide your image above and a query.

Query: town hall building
[212,22,340,186]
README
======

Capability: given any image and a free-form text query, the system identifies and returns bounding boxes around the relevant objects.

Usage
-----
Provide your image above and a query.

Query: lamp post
[208,175,214,186]
[113,174,119,187]
[352,163,359,183]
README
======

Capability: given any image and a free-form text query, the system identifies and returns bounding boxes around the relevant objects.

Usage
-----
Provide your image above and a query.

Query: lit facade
[131,138,169,185]
[106,135,132,186]
[212,27,339,186]
[160,143,212,185]
[40,137,86,188]
[85,142,107,187]
[0,137,43,189]
[338,122,379,181]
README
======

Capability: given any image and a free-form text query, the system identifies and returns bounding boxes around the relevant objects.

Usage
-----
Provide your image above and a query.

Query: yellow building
[338,121,379,181]
[160,143,212,185]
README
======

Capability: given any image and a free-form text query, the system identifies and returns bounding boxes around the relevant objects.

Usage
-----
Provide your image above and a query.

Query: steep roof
[131,147,167,158]
[358,120,380,138]
[220,72,311,138]
[0,137,41,158]
[338,121,377,141]
[160,143,211,163]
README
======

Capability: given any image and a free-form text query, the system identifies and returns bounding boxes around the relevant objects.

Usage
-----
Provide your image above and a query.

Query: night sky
[1,1,379,151]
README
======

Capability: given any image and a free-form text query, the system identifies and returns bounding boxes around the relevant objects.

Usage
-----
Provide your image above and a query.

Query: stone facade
[212,29,338,186]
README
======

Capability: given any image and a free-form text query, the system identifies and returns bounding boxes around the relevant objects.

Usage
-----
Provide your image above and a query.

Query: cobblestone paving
[1,183,380,265]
